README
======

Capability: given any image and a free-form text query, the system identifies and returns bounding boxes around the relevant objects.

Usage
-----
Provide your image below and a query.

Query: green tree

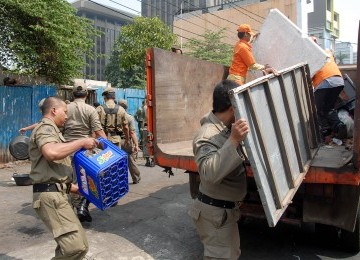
[105,17,177,89]
[335,51,349,65]
[0,0,98,84]
[105,46,145,89]
[184,29,233,66]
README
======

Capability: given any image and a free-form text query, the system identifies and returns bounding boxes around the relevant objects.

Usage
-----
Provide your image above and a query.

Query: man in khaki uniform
[63,83,107,222]
[63,83,106,141]
[96,87,129,147]
[29,97,98,260]
[119,99,141,184]
[189,80,250,259]
[134,100,147,148]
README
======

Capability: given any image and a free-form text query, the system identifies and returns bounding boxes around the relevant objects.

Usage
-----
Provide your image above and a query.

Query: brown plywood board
[151,48,228,149]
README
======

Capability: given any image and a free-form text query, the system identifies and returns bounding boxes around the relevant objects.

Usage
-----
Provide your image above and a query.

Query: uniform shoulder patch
[38,125,55,135]
[44,126,54,133]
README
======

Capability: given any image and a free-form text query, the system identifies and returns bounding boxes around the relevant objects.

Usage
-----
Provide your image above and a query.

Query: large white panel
[230,64,319,226]
[252,9,328,78]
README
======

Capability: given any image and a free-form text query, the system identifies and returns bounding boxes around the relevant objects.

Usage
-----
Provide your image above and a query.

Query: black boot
[77,198,92,222]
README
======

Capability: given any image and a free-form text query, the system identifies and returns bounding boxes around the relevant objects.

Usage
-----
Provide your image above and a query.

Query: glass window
[326,0,331,11]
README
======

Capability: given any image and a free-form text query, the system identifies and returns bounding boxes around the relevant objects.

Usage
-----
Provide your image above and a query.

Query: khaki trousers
[33,191,88,259]
[121,140,141,183]
[188,199,241,260]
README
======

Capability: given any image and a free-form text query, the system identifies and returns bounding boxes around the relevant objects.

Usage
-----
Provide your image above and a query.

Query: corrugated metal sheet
[123,88,146,116]
[123,89,146,138]
[0,85,144,163]
[31,85,57,122]
[0,85,56,162]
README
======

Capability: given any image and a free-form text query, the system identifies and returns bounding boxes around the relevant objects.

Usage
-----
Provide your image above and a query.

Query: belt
[33,183,71,194]
[197,192,236,209]
[109,132,122,136]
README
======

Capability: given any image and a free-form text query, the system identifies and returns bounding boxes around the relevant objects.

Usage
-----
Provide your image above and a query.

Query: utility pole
[180,1,183,50]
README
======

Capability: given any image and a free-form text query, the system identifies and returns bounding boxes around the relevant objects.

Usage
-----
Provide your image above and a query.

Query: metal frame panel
[230,63,319,226]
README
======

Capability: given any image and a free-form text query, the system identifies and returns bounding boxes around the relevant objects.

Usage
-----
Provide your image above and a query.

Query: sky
[68,0,359,46]
[68,0,141,15]
[334,0,360,46]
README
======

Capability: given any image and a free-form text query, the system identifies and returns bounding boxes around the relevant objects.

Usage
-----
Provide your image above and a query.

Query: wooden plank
[152,48,227,145]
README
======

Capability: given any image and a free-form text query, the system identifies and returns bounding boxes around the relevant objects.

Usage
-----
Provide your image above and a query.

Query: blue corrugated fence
[0,86,145,163]
[0,85,57,162]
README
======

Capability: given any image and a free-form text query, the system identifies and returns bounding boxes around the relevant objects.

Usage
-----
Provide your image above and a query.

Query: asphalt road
[1,159,360,260]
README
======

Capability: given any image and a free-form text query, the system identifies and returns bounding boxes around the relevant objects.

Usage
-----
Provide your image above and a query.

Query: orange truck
[145,47,359,251]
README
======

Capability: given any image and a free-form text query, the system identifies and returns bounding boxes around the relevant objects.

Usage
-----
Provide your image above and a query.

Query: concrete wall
[173,0,298,47]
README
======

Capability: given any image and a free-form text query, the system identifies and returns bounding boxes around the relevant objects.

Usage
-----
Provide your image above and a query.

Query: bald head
[41,97,66,116]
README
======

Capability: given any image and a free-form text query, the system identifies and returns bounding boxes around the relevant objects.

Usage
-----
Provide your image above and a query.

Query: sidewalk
[0,160,202,260]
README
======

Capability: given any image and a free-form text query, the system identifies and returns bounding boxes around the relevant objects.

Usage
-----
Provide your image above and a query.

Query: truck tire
[189,172,200,199]
[340,213,360,252]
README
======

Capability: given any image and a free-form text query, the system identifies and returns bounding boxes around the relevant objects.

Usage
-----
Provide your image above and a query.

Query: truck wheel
[340,213,360,252]
[189,172,200,199]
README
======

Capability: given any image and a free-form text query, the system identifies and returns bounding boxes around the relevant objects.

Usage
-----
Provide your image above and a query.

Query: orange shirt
[312,50,342,88]
[229,40,256,77]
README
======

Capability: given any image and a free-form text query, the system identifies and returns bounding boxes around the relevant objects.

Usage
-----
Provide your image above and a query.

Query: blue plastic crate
[73,137,128,210]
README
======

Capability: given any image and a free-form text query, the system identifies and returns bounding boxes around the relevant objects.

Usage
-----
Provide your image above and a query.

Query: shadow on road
[84,182,202,259]
[240,217,358,259]
[1,166,359,259]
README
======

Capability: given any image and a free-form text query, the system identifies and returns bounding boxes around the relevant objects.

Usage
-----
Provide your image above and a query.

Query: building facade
[72,0,136,81]
[307,0,339,50]
[141,0,243,26]
[171,0,301,47]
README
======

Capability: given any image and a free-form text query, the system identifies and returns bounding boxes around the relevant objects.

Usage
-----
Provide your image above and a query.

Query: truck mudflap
[229,63,320,227]
[303,184,360,232]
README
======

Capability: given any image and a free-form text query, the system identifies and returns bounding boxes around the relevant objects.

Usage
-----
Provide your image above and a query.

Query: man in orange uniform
[227,24,278,85]
[311,37,347,139]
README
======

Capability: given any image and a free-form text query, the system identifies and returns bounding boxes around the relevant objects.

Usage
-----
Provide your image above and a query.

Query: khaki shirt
[96,99,128,143]
[121,113,136,153]
[126,113,136,132]
[134,105,147,126]
[193,112,247,202]
[63,98,103,142]
[29,118,72,184]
